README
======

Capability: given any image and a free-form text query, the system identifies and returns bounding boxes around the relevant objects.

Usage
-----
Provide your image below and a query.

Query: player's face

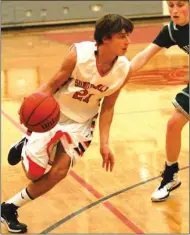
[167,1,189,26]
[106,29,131,56]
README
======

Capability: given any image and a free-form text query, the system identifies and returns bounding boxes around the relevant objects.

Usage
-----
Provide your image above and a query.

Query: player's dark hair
[94,14,134,45]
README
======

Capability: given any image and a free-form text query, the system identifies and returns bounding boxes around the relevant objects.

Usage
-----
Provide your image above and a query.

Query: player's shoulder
[156,23,170,39]
[161,23,170,33]
[75,41,96,50]
[118,55,130,65]
[73,41,96,62]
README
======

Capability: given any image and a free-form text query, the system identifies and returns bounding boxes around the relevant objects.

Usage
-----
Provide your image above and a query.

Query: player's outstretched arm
[129,43,162,75]
[37,46,77,95]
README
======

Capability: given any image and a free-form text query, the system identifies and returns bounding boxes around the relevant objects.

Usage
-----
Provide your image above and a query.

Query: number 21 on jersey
[72,90,94,103]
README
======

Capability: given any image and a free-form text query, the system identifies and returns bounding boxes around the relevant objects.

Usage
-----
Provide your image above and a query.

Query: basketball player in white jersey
[129,0,189,202]
[1,14,134,233]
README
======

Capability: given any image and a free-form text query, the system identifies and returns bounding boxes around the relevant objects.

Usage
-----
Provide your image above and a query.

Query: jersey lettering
[75,79,109,93]
[72,90,94,103]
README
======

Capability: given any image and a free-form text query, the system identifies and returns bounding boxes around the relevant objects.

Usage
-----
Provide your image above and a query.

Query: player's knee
[49,168,69,183]
[25,173,39,181]
[167,116,183,132]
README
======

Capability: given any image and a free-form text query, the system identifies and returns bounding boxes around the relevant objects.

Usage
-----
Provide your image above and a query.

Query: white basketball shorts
[21,113,98,178]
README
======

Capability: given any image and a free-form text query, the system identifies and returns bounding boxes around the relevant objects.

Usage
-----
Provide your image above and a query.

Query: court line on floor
[1,110,25,133]
[1,109,144,234]
[40,166,189,234]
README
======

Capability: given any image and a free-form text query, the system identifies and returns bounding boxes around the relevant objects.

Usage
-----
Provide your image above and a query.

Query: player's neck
[96,46,117,66]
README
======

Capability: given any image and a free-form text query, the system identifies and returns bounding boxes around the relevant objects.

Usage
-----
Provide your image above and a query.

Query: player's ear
[102,36,111,44]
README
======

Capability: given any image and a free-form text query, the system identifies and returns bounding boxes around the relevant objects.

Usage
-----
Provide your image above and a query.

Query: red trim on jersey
[84,141,90,147]
[91,123,95,128]
[78,148,83,156]
[26,156,45,178]
[47,131,72,158]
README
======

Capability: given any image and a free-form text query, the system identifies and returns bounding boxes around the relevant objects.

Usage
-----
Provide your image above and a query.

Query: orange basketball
[19,92,60,133]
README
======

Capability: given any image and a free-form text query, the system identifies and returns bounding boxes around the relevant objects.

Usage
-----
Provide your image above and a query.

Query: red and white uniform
[22,41,130,178]
[54,41,130,123]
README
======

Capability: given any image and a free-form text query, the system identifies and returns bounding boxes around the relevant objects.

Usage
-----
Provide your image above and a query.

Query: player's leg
[166,110,188,163]
[151,85,189,202]
[24,141,71,198]
[1,115,97,233]
[2,129,62,233]
[1,141,71,233]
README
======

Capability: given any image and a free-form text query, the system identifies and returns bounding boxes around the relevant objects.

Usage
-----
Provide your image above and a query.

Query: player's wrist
[100,142,109,149]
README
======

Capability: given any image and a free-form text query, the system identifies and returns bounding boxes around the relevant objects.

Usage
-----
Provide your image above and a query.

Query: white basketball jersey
[54,41,130,123]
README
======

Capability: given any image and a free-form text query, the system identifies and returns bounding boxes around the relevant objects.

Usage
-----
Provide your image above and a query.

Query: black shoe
[151,162,181,202]
[1,202,27,233]
[8,137,27,166]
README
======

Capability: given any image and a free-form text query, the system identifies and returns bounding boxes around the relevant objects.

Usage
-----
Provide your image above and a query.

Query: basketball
[19,92,60,133]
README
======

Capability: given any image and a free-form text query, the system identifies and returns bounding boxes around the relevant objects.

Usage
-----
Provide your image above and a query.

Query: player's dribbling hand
[100,145,115,172]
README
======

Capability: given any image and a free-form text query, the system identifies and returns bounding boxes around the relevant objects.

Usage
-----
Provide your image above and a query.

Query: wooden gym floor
[1,19,189,234]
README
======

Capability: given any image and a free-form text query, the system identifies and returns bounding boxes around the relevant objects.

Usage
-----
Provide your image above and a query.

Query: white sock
[6,188,33,208]
[166,160,178,166]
